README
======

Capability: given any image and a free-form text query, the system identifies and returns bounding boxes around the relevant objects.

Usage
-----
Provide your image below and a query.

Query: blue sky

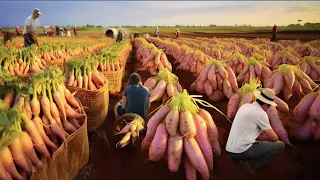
[0,1,319,28]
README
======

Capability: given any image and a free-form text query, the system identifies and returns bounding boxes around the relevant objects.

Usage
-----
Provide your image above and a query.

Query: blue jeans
[227,141,285,169]
[24,37,32,47]
[117,104,126,117]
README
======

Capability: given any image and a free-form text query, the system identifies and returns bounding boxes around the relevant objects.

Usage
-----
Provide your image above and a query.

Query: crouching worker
[114,73,151,121]
[225,88,285,174]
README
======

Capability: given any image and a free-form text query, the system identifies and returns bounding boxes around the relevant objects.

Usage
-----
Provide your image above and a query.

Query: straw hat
[254,88,277,106]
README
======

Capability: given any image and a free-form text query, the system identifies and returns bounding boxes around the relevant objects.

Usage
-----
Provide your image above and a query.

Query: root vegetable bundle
[225,51,247,75]
[226,78,293,147]
[278,40,300,48]
[227,78,289,121]
[0,47,47,75]
[146,37,209,76]
[190,59,238,102]
[134,38,172,74]
[141,90,222,180]
[114,116,145,148]
[144,68,183,103]
[311,47,320,57]
[294,43,316,57]
[269,51,300,70]
[299,56,320,81]
[97,40,132,72]
[236,56,271,85]
[64,55,108,90]
[291,89,320,140]
[264,64,318,100]
[0,67,86,179]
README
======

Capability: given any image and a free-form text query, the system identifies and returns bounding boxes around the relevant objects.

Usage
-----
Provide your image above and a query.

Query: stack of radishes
[264,64,318,100]
[190,58,238,102]
[0,66,86,180]
[290,89,320,140]
[141,90,221,180]
[144,68,183,103]
[295,43,316,57]
[236,56,272,84]
[299,56,320,81]
[64,56,108,90]
[134,38,172,74]
[269,51,300,70]
[225,51,247,75]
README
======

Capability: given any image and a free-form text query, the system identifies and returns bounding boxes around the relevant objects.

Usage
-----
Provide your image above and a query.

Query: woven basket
[65,81,109,131]
[30,101,89,180]
[102,68,124,94]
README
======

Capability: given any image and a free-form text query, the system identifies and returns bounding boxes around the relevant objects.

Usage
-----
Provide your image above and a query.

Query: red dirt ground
[86,39,320,180]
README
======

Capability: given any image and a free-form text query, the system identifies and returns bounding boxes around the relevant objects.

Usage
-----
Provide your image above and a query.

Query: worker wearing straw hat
[22,8,42,47]
[226,88,285,174]
[175,29,181,38]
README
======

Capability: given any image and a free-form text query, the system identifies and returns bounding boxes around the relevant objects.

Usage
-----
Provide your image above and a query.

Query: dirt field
[84,36,320,180]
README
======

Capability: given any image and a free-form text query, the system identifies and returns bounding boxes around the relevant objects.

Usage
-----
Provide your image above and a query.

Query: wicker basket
[102,68,124,94]
[30,101,89,180]
[65,81,109,131]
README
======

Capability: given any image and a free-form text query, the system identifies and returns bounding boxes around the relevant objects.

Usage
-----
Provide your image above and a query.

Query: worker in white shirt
[22,8,41,47]
[226,88,285,174]
[65,29,71,37]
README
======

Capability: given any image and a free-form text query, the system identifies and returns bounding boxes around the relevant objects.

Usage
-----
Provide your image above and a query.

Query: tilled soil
[86,40,320,180]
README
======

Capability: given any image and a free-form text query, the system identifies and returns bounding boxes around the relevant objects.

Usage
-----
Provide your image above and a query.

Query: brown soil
[86,39,320,180]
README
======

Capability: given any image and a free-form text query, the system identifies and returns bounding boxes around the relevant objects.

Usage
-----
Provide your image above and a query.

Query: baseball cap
[34,8,42,15]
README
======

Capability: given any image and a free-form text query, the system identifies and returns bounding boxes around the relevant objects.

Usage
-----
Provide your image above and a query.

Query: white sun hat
[253,88,277,106]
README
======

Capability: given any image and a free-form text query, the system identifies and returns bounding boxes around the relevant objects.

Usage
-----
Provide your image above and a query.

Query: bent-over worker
[175,29,181,38]
[22,8,41,47]
[115,73,151,120]
[226,88,285,174]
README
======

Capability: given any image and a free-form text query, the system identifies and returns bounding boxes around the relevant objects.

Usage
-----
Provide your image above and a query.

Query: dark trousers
[24,37,32,47]
[271,33,277,41]
[227,141,285,169]
[116,104,126,117]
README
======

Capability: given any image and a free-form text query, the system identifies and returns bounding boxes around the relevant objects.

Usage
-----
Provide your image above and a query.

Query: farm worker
[15,26,21,35]
[22,8,41,47]
[175,29,181,38]
[225,88,285,174]
[116,29,124,43]
[271,24,278,41]
[43,26,47,34]
[73,26,78,36]
[65,29,71,37]
[114,73,151,121]
[154,27,160,37]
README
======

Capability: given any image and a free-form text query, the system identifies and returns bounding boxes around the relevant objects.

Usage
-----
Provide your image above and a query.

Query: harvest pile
[291,89,320,140]
[141,90,222,180]
[0,66,85,179]
[190,58,238,102]
[147,37,209,76]
[299,56,320,80]
[134,38,172,74]
[264,64,318,100]
[144,68,183,103]
[64,55,108,90]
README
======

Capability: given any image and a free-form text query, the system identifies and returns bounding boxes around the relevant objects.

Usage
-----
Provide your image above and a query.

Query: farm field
[0,30,320,180]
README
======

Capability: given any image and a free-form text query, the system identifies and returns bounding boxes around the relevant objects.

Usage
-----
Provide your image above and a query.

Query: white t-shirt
[23,15,40,35]
[226,102,272,153]
[66,31,71,37]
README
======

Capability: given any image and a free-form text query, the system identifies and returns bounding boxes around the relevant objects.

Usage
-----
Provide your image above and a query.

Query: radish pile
[294,43,315,57]
[225,51,247,75]
[0,66,86,179]
[264,64,318,100]
[144,68,183,103]
[291,89,320,140]
[64,55,108,90]
[141,90,221,180]
[0,48,47,75]
[190,58,238,102]
[299,56,320,81]
[134,38,172,74]
[236,56,271,84]
[269,51,300,70]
